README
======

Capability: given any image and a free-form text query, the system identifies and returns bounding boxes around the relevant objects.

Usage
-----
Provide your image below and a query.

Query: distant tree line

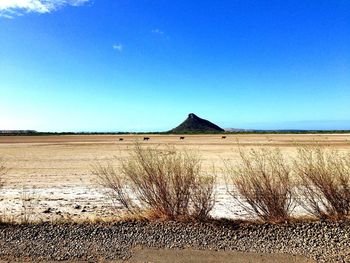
[1,130,350,136]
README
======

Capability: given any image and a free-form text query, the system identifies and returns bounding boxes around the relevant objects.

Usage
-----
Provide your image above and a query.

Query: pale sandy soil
[0,134,350,222]
[128,248,315,263]
[0,248,316,263]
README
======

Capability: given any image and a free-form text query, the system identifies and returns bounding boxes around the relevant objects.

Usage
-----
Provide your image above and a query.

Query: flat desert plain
[1,134,350,222]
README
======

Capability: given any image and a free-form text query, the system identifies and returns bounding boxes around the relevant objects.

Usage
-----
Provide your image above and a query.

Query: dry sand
[129,248,315,263]
[1,134,350,222]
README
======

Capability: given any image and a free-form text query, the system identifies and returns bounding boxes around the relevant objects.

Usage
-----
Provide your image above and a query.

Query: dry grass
[294,146,350,220]
[19,189,42,224]
[93,144,216,221]
[224,148,294,222]
[0,158,6,188]
[0,158,7,223]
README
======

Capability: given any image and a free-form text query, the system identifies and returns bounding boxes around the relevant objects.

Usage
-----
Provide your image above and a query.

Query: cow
[143,137,150,141]
[119,138,124,141]
[221,136,227,139]
[180,136,185,140]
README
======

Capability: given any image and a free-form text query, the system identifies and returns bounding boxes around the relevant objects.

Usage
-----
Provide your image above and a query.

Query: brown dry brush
[94,144,216,221]
[93,163,139,214]
[294,146,350,220]
[224,148,294,222]
[0,158,7,223]
[0,158,6,188]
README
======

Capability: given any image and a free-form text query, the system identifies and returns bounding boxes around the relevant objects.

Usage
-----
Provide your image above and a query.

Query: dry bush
[0,158,7,223]
[93,163,138,214]
[19,188,42,224]
[294,146,350,220]
[0,158,6,188]
[224,148,294,222]
[93,144,216,221]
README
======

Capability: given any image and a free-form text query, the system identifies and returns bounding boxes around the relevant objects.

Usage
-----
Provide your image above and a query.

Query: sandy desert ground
[1,134,350,222]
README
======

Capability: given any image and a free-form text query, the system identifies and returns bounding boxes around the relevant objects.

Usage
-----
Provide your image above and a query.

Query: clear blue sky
[1,0,349,132]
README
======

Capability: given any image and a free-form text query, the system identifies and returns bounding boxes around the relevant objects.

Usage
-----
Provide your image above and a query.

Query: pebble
[0,220,349,262]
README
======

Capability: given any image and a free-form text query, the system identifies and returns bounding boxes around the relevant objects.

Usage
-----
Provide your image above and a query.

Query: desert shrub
[93,144,216,220]
[224,148,294,222]
[0,158,5,186]
[0,159,7,223]
[18,188,42,224]
[294,146,350,220]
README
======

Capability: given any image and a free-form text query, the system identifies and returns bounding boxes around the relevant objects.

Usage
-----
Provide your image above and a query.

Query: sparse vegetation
[93,144,216,221]
[224,148,294,222]
[294,146,350,220]
[19,189,41,224]
[0,158,6,188]
[4,135,350,224]
[0,158,7,223]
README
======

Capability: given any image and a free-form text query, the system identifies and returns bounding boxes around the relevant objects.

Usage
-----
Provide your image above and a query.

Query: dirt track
[128,248,315,263]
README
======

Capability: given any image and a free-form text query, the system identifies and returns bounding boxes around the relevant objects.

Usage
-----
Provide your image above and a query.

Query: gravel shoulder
[0,220,348,262]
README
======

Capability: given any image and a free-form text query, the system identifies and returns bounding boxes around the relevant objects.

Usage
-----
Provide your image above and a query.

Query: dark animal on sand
[180,136,185,140]
[222,136,226,139]
[143,137,150,141]
[119,138,124,141]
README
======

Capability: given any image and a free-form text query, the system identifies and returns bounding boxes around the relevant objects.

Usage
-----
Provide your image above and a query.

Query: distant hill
[0,130,37,134]
[170,113,224,133]
[224,128,254,132]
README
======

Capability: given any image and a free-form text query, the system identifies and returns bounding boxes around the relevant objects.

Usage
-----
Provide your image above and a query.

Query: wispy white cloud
[151,28,164,35]
[0,0,90,18]
[151,28,170,40]
[112,43,123,52]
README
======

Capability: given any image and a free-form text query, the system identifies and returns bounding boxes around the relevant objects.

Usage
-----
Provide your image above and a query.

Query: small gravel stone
[0,220,349,262]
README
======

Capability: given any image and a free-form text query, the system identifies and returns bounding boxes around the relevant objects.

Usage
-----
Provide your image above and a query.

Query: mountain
[170,113,225,133]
